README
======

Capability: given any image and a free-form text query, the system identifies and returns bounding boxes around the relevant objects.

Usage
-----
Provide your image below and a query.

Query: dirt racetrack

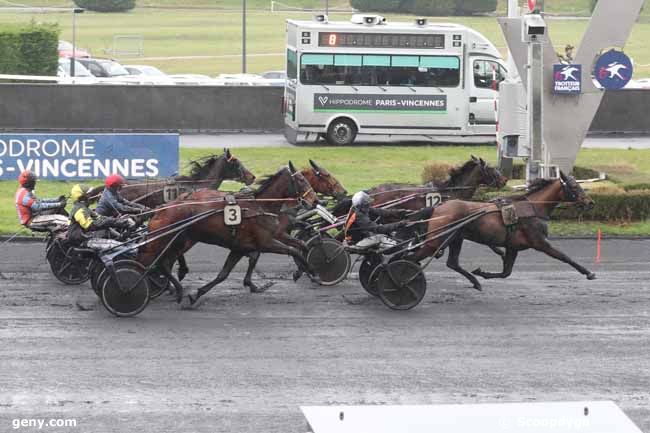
[0,239,648,432]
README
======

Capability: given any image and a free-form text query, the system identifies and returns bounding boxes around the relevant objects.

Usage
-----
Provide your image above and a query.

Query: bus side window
[474,60,505,90]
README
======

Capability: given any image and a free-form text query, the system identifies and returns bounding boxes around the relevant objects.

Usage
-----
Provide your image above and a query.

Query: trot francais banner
[0,133,179,180]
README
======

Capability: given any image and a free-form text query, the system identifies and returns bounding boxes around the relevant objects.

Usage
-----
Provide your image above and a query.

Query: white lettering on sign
[8,158,160,178]
[0,138,97,157]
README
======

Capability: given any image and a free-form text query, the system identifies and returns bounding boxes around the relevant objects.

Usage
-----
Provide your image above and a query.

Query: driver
[15,170,68,229]
[67,184,134,245]
[343,191,408,249]
[96,174,149,218]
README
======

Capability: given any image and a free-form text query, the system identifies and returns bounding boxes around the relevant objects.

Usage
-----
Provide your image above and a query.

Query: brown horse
[331,156,508,216]
[89,148,256,208]
[300,159,348,200]
[407,172,596,291]
[138,163,319,306]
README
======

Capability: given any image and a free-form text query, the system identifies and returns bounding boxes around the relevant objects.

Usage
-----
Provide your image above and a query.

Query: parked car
[214,73,271,86]
[57,58,98,84]
[260,70,286,86]
[169,74,216,85]
[123,65,176,85]
[58,40,90,59]
[76,58,131,78]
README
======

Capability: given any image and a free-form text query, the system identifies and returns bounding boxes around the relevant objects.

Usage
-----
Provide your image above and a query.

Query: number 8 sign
[224,205,242,226]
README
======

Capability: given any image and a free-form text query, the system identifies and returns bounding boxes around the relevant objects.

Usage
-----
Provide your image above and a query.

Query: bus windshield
[299,53,460,87]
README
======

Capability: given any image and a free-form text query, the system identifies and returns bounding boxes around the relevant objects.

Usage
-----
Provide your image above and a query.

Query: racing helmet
[351,191,373,209]
[70,184,91,202]
[105,174,126,189]
[18,170,37,188]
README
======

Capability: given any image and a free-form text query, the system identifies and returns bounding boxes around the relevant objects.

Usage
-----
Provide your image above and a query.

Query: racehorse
[138,163,319,306]
[89,148,256,208]
[300,159,347,201]
[407,172,595,291]
[331,156,507,216]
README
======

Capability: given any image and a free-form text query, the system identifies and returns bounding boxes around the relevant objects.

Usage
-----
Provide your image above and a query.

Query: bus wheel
[326,119,357,146]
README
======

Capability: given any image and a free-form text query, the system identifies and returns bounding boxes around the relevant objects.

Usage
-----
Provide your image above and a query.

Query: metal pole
[325,0,329,15]
[527,41,543,182]
[242,0,247,73]
[71,10,76,78]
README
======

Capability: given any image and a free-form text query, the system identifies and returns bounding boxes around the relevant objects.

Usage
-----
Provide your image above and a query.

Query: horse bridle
[291,169,316,204]
[560,176,580,202]
[480,163,502,188]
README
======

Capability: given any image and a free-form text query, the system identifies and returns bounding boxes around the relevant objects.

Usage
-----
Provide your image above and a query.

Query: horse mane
[253,167,289,195]
[447,159,478,181]
[493,178,557,202]
[189,154,223,179]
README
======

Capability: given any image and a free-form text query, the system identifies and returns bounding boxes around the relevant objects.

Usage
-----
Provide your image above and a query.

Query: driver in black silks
[343,191,408,248]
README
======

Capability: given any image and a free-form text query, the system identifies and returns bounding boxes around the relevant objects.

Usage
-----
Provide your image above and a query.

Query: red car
[58,40,90,59]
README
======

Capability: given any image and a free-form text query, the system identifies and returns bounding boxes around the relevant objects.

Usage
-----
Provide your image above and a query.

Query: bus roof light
[415,18,428,26]
[313,14,328,23]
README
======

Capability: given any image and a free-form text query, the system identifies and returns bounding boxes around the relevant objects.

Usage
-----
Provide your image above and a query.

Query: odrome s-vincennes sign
[0,134,179,180]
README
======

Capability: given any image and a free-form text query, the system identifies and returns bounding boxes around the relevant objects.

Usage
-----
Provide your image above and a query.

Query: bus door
[469,58,507,125]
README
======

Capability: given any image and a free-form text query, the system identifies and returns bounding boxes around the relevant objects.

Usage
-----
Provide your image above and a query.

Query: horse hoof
[292,270,303,282]
[587,272,597,280]
[249,282,274,293]
[471,268,483,276]
[180,294,200,310]
[309,275,322,285]
[473,284,483,292]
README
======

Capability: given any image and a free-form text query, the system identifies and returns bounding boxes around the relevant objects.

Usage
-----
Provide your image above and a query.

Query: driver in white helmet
[343,191,408,249]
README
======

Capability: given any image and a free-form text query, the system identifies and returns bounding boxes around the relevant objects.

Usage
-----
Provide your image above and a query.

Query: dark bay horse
[89,148,256,208]
[138,163,319,306]
[408,172,596,291]
[300,159,348,200]
[331,156,508,216]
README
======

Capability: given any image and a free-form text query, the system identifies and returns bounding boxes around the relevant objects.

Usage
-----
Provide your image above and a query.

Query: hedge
[0,23,59,76]
[73,0,136,12]
[349,0,497,15]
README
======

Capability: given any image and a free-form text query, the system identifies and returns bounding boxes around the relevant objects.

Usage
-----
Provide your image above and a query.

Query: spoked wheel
[306,237,351,286]
[47,242,92,285]
[101,260,150,317]
[376,260,427,311]
[359,254,383,296]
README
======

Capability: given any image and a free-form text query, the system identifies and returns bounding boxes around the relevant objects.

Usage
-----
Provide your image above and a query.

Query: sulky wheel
[358,254,383,296]
[306,237,351,286]
[47,242,92,285]
[376,260,427,311]
[90,260,106,296]
[147,270,170,300]
[100,260,150,317]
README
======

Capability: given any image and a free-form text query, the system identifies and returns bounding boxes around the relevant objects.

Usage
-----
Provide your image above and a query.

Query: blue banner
[0,133,179,180]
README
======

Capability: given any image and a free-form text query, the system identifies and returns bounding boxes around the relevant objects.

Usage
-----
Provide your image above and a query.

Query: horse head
[301,159,348,200]
[222,148,256,185]
[477,157,508,189]
[560,171,594,211]
[289,161,319,206]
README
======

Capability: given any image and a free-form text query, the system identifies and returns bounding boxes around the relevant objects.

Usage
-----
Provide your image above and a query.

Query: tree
[409,0,456,15]
[73,0,136,13]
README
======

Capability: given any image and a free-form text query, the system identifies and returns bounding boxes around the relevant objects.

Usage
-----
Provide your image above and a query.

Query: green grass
[0,2,648,76]
[549,221,650,237]
[4,145,650,236]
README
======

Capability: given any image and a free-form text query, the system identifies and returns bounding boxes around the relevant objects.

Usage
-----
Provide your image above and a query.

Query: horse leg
[186,251,244,307]
[446,236,483,291]
[177,254,189,281]
[472,248,518,279]
[243,251,274,293]
[533,240,596,280]
[489,246,506,259]
[263,239,320,284]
